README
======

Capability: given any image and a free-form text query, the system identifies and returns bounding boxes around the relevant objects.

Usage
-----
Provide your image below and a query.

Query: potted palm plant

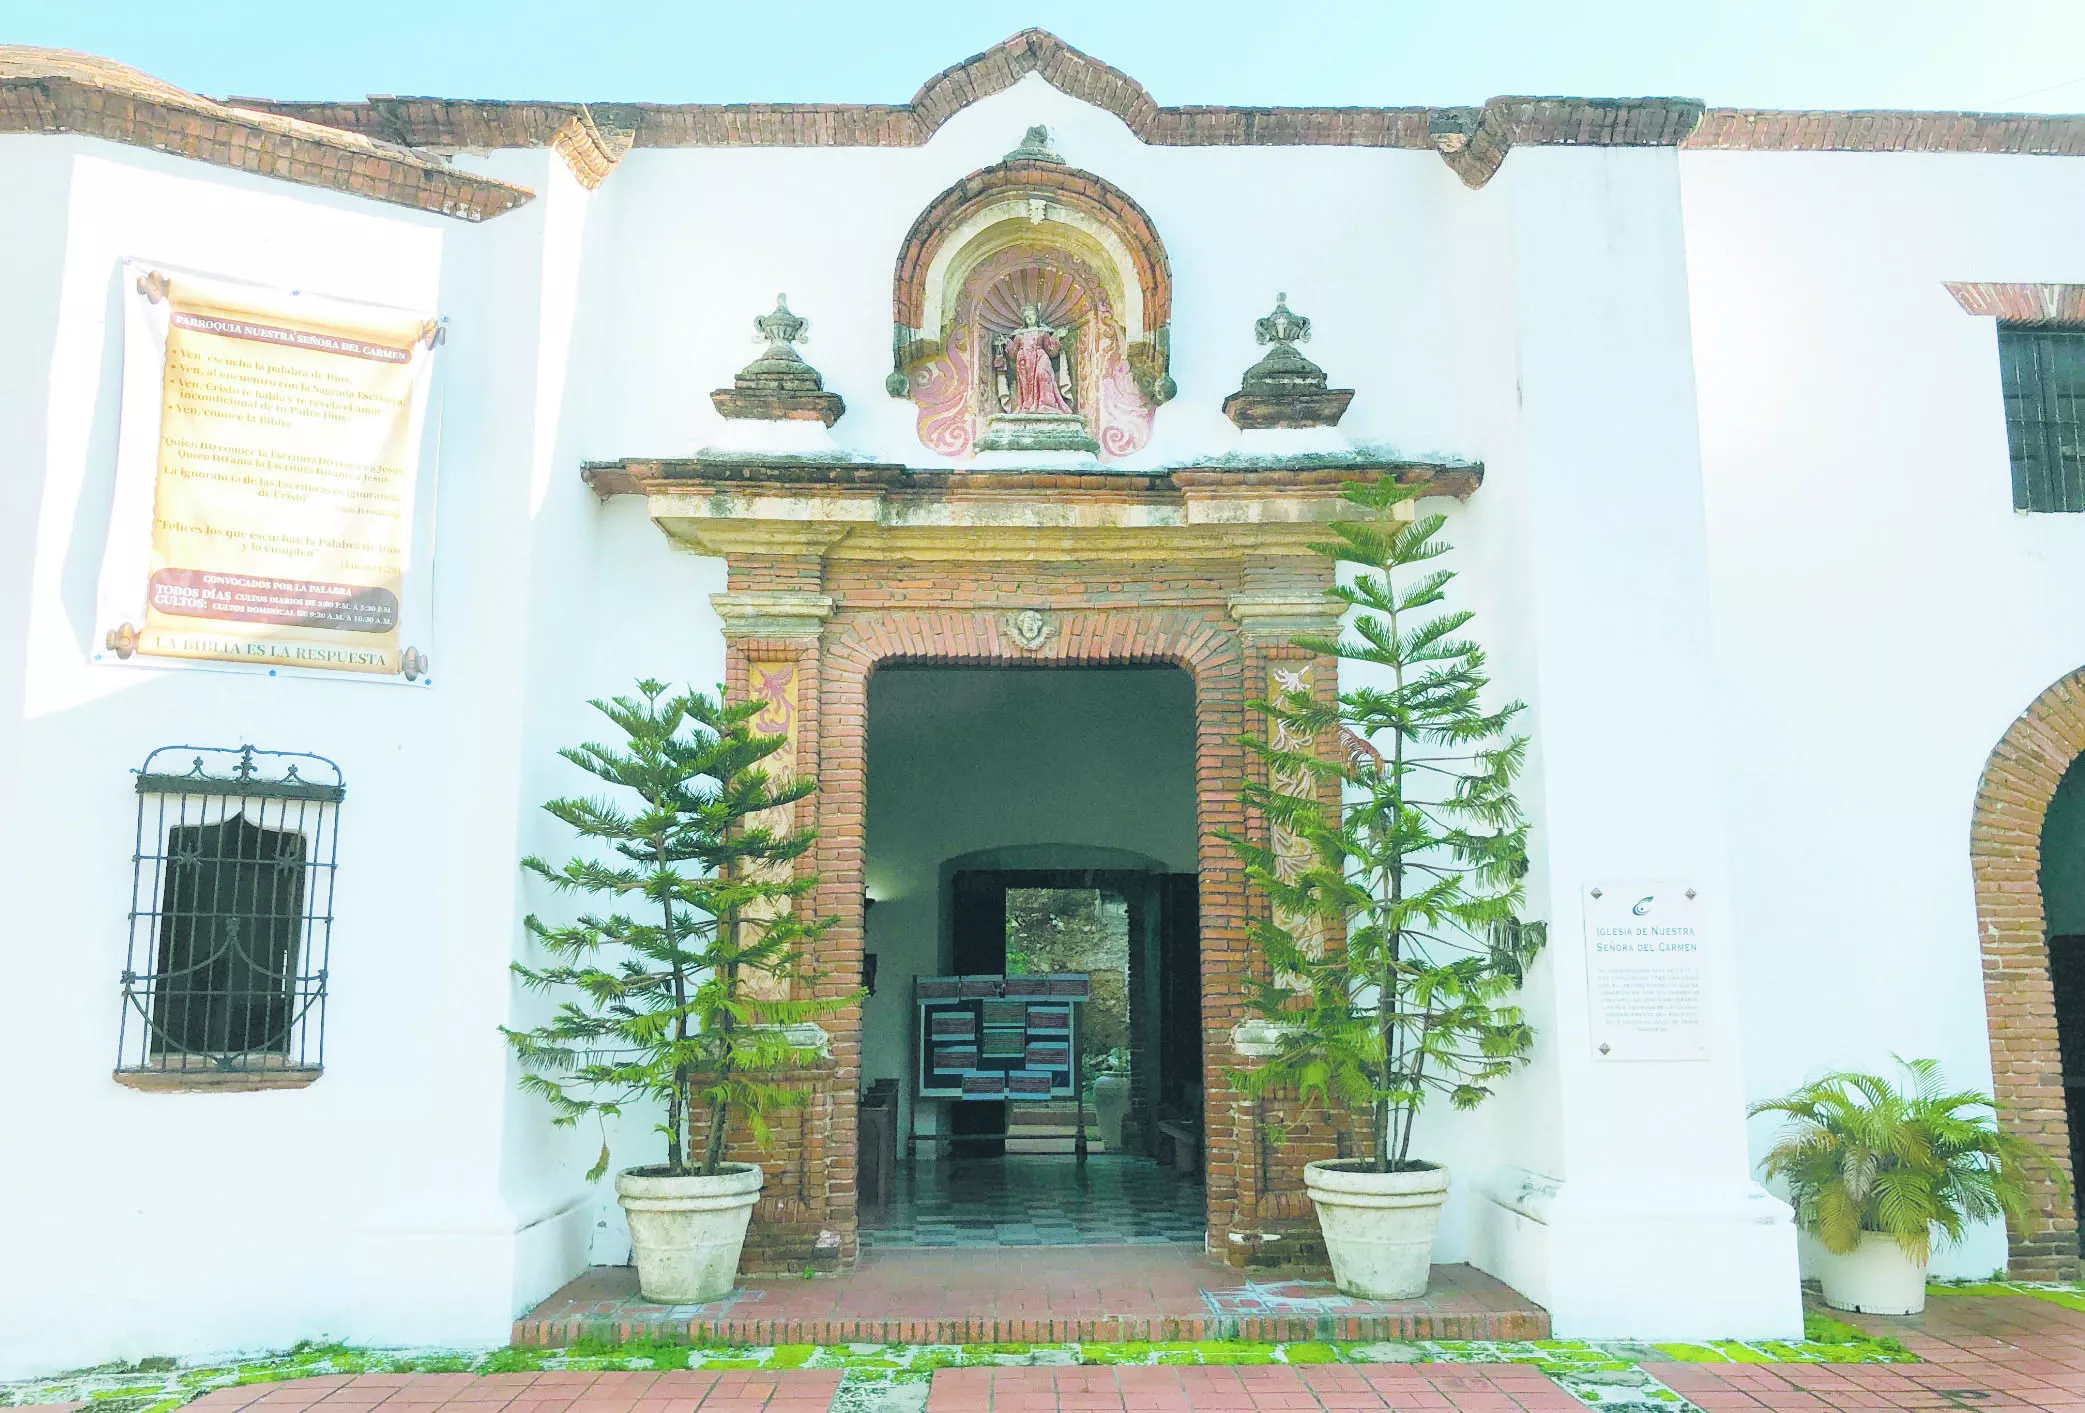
[1750,1059,2062,1315]
[1228,478,1544,1300]
[504,680,852,1303]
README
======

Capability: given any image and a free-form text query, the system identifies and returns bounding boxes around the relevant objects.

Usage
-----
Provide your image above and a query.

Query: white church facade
[4,29,2085,1378]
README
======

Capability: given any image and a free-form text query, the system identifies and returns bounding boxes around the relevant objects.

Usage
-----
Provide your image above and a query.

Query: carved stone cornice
[1228,590,1345,641]
[709,590,836,639]
[586,454,1464,565]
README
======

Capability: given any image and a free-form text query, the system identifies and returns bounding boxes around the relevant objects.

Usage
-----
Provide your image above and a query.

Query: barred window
[116,746,342,1091]
[1999,326,2085,512]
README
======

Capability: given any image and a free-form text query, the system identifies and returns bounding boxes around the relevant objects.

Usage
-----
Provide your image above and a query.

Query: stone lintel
[710,590,836,639]
[1221,388,1356,430]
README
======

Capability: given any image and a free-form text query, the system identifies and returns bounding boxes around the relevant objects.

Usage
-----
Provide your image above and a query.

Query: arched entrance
[1971,668,2085,1278]
[581,450,1476,1270]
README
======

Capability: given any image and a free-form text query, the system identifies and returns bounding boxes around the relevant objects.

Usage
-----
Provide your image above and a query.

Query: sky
[10,0,2085,114]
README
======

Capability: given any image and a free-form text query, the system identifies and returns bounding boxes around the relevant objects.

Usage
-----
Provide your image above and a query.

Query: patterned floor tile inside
[860,1152,1207,1247]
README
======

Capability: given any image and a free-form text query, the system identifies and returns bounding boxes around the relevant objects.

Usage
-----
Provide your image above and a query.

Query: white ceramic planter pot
[1303,1159,1450,1300]
[615,1162,764,1304]
[1091,1074,1130,1152]
[1817,1231,1928,1315]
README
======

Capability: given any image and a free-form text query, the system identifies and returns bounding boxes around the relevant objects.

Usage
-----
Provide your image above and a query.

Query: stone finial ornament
[1255,293,1312,349]
[1222,292,1355,430]
[711,294,846,427]
[753,294,810,353]
[1004,124,1064,163]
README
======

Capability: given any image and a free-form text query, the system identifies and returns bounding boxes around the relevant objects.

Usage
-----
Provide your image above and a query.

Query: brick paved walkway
[924,1365,1582,1411]
[37,1289,2085,1413]
[1649,1291,2085,1410]
[516,1249,1546,1346]
[181,1371,842,1413]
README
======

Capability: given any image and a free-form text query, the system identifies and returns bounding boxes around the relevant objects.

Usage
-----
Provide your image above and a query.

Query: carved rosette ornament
[710,295,846,427]
[999,608,1061,652]
[1222,293,1355,430]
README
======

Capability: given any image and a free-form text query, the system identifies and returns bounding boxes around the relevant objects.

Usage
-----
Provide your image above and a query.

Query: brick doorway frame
[1972,667,2085,1278]
[722,596,1333,1269]
[582,455,1478,1272]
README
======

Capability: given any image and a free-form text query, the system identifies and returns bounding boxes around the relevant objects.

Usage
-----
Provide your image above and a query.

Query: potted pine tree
[1229,478,1544,1300]
[1750,1059,2062,1315]
[504,681,851,1303]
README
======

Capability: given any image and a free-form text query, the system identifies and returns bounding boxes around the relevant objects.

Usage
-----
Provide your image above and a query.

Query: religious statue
[993,304,1077,415]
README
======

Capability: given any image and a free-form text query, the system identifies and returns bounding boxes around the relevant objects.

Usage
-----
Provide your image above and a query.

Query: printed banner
[98,263,441,682]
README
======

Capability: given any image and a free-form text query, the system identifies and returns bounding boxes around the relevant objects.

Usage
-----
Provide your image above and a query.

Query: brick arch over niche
[894,162,1173,335]
[1972,668,2085,1278]
[888,159,1174,413]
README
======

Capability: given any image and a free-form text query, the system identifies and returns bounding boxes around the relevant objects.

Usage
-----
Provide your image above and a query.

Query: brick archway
[1972,668,2085,1278]
[585,452,1473,1272]
[817,608,1245,1246]
[713,576,1343,1271]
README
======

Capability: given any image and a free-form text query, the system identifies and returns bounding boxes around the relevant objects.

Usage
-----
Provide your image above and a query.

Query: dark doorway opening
[2042,756,2085,1236]
[859,664,1204,1247]
[2051,936,2085,1228]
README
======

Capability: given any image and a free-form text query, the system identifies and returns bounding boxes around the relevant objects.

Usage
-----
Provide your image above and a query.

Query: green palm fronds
[1224,478,1543,1173]
[1749,1058,2065,1263]
[502,680,857,1179]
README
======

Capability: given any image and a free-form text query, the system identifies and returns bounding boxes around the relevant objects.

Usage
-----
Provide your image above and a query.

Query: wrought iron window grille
[1999,325,2085,512]
[117,745,343,1084]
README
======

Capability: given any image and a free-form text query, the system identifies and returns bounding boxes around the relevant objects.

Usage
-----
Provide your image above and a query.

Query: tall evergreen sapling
[1228,478,1543,1175]
[504,681,850,1179]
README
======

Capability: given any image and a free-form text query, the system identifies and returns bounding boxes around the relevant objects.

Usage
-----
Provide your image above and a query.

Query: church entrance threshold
[861,1153,1205,1248]
[513,1250,1548,1347]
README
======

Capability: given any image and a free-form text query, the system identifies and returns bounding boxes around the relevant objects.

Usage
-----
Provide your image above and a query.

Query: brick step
[513,1257,1549,1348]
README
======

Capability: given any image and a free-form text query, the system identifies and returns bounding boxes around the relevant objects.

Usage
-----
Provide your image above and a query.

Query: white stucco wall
[487,74,1480,474]
[0,139,500,1373]
[15,58,2085,1368]
[1680,147,2085,1281]
[0,137,728,1377]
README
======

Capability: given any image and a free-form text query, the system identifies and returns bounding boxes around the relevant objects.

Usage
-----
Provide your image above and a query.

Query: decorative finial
[1255,293,1312,349]
[753,294,808,355]
[714,294,846,428]
[1223,290,1352,430]
[1005,124,1063,164]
